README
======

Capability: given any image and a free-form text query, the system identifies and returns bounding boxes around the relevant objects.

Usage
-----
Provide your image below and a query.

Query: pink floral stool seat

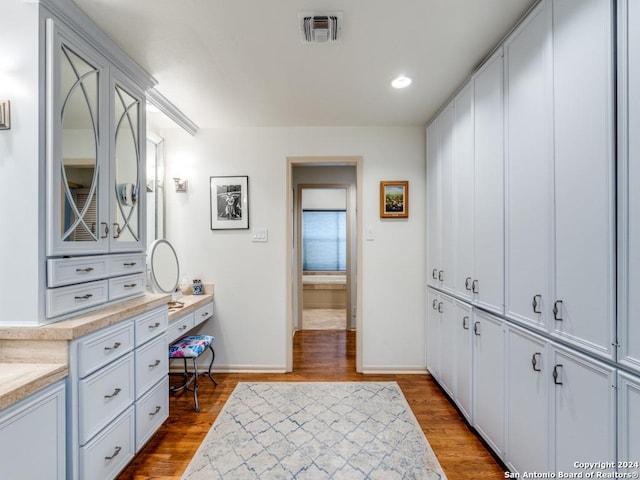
[168,335,217,412]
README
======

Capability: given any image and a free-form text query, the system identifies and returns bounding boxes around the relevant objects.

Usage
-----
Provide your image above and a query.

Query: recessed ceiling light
[391,75,412,89]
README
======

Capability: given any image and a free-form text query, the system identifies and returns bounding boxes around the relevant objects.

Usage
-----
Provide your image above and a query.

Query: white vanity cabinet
[618,371,640,472]
[68,305,168,480]
[168,299,215,344]
[0,380,66,480]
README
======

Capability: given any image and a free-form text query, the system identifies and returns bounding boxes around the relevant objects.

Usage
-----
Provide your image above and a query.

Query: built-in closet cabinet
[618,371,640,470]
[426,103,455,294]
[472,309,505,457]
[470,50,504,315]
[453,300,473,422]
[503,0,615,360]
[619,0,640,374]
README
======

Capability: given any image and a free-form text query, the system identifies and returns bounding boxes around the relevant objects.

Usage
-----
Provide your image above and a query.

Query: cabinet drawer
[109,254,145,276]
[78,321,134,378]
[80,406,135,480]
[46,280,108,318]
[135,377,169,451]
[135,334,167,398]
[108,273,146,301]
[194,301,214,328]
[47,255,109,287]
[167,312,195,344]
[135,306,168,346]
[79,352,135,445]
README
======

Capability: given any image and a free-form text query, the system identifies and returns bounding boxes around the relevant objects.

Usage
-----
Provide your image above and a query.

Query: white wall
[161,126,426,372]
[0,1,45,325]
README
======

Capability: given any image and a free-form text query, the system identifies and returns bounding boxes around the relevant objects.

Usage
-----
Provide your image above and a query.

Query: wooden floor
[116,330,504,479]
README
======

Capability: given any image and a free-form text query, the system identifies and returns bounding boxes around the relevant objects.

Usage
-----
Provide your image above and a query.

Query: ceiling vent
[299,12,343,44]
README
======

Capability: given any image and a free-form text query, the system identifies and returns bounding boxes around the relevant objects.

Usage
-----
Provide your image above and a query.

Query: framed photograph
[210,176,249,230]
[380,180,409,218]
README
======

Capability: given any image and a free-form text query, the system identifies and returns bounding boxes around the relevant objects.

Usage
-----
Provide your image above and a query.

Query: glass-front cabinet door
[110,75,145,252]
[47,20,109,256]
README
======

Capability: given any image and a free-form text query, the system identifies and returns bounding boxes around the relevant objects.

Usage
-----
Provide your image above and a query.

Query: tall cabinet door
[453,84,475,301]
[110,74,146,253]
[473,49,505,315]
[550,344,616,473]
[504,1,553,331]
[619,0,640,373]
[551,0,616,360]
[505,325,549,474]
[426,121,440,288]
[454,300,473,422]
[426,288,442,381]
[438,104,455,294]
[618,371,640,471]
[472,309,505,457]
[46,20,110,256]
[438,293,456,398]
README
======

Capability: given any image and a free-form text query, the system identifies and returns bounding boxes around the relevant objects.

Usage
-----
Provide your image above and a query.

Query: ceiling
[72,0,536,130]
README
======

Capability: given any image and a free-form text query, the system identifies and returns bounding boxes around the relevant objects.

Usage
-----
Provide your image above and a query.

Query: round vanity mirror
[148,239,180,294]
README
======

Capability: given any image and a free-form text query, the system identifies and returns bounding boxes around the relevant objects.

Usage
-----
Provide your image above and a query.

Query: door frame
[286,156,363,373]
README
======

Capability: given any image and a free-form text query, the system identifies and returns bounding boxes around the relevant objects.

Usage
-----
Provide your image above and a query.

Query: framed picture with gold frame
[380,181,409,218]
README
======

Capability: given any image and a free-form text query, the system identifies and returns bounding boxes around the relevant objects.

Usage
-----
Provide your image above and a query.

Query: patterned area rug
[181,382,447,479]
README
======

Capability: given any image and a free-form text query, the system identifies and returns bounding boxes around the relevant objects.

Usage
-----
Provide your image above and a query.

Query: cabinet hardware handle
[74,294,93,300]
[432,299,438,310]
[113,222,121,239]
[201,312,209,317]
[104,342,121,351]
[531,352,542,372]
[149,406,161,416]
[105,446,122,460]
[76,267,95,273]
[148,322,160,329]
[473,322,481,336]
[437,302,443,313]
[553,300,563,321]
[123,262,137,267]
[101,222,109,238]
[179,324,188,331]
[532,294,542,314]
[124,283,137,288]
[465,277,472,290]
[472,279,479,294]
[432,269,438,280]
[438,270,444,281]
[104,387,121,399]
[91,222,96,234]
[553,364,563,385]
[149,359,161,367]
[462,316,469,330]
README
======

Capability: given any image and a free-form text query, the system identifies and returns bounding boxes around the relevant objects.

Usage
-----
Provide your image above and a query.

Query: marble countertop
[0,363,68,410]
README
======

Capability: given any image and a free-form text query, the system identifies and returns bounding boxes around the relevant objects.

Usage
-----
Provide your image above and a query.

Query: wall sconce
[0,100,10,130]
[173,177,188,193]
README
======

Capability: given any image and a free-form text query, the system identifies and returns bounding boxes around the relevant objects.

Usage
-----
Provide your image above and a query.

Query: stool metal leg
[206,345,218,386]
[192,358,200,413]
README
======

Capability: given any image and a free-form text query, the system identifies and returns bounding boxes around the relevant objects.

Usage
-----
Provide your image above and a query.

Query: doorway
[286,157,363,373]
[297,185,351,331]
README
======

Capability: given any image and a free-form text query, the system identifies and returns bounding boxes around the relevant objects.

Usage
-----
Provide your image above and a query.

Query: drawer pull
[105,446,122,461]
[124,283,137,288]
[74,294,93,301]
[149,406,162,416]
[178,324,188,331]
[123,262,137,267]
[104,342,122,351]
[201,311,209,317]
[149,359,161,368]
[104,387,121,399]
[148,322,161,329]
[76,267,95,273]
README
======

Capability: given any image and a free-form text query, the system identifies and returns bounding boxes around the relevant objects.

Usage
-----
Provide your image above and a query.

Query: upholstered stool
[168,335,217,412]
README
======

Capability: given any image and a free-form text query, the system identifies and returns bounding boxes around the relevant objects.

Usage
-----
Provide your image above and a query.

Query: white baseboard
[360,366,429,375]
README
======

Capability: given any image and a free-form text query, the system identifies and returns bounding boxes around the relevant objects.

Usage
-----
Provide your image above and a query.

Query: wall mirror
[148,239,179,294]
